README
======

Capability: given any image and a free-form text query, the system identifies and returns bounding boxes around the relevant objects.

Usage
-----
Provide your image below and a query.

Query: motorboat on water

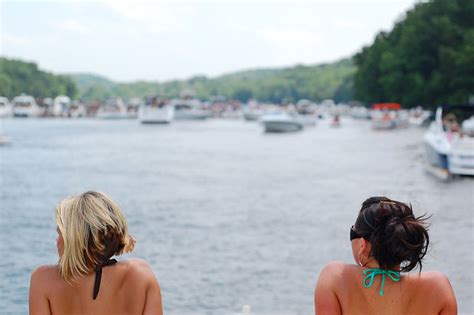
[0,135,11,145]
[172,99,212,120]
[53,95,71,117]
[424,104,474,176]
[350,106,371,119]
[97,98,135,119]
[295,100,318,127]
[243,107,264,121]
[261,111,304,133]
[139,96,174,124]
[68,101,87,118]
[12,94,41,117]
[0,97,12,118]
[371,103,408,130]
[408,107,432,127]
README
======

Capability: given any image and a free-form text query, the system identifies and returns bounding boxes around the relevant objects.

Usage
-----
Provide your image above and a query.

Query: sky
[1,0,418,82]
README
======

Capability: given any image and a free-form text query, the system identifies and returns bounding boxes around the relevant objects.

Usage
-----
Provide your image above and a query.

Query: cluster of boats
[0,94,87,118]
[1,93,473,177]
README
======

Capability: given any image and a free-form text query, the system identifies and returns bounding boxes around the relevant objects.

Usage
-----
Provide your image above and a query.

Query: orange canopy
[372,103,401,110]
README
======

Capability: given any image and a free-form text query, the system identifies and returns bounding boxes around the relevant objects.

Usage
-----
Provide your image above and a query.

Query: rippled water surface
[1,118,473,314]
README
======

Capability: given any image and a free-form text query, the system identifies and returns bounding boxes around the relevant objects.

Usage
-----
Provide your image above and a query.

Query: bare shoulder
[406,271,456,301]
[420,270,450,283]
[317,261,351,286]
[418,271,457,314]
[31,265,60,283]
[30,265,61,299]
[419,271,454,293]
[319,261,349,278]
[119,259,158,283]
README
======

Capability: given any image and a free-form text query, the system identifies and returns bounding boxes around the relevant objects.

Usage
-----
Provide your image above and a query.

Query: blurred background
[1,0,473,314]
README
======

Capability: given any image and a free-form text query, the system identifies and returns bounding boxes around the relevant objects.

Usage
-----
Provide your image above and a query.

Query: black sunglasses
[350,225,363,241]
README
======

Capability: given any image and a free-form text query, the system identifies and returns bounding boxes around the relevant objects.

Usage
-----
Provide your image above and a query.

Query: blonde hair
[55,191,135,282]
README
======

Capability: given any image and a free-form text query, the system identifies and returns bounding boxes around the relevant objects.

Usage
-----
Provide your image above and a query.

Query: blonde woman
[29,191,163,315]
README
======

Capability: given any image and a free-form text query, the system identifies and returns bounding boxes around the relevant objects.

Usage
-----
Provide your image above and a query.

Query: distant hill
[0,56,355,103]
[69,73,115,87]
[0,57,77,99]
[68,58,356,103]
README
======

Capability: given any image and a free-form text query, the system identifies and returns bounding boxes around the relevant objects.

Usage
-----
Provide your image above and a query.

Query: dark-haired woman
[314,197,457,315]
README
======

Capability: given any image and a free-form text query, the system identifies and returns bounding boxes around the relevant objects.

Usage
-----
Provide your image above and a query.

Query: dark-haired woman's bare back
[315,261,457,315]
[30,259,163,315]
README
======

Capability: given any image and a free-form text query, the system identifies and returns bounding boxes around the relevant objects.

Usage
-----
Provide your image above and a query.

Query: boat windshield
[442,106,474,136]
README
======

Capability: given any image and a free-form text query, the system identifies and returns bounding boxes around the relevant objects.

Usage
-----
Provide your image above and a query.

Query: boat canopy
[372,103,401,110]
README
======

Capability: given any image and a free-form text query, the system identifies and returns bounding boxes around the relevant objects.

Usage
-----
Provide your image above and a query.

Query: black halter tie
[93,258,117,300]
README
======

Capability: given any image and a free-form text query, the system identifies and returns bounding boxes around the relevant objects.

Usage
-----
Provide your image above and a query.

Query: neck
[362,260,401,271]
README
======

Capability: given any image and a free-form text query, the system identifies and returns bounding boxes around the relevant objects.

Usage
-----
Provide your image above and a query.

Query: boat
[139,96,174,124]
[12,94,41,117]
[172,99,212,120]
[243,107,264,121]
[295,100,318,127]
[330,114,341,128]
[408,107,432,127]
[0,97,12,118]
[68,101,87,118]
[261,111,304,133]
[371,103,408,129]
[96,98,135,119]
[0,135,10,145]
[350,106,371,119]
[423,105,474,176]
[53,95,71,117]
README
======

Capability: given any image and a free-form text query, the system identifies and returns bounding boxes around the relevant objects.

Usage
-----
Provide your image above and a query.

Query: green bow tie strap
[363,268,401,296]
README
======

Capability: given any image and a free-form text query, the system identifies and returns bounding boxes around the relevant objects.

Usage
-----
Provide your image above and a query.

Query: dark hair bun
[355,197,430,272]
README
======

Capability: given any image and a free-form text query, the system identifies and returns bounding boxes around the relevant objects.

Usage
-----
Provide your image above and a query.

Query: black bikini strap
[93,258,117,300]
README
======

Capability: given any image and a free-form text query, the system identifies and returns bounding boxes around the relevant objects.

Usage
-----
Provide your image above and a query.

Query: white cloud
[259,27,322,45]
[2,34,31,45]
[99,0,195,34]
[58,19,90,35]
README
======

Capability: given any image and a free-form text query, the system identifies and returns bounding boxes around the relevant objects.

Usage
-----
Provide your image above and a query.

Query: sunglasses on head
[350,225,364,241]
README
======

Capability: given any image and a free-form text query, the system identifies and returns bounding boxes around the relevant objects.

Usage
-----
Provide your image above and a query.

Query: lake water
[0,117,473,314]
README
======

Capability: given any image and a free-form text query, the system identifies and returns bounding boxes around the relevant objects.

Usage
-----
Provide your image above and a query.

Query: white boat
[408,108,432,127]
[424,105,474,176]
[243,108,264,121]
[370,103,408,130]
[0,135,11,145]
[68,101,87,118]
[97,98,135,119]
[220,109,242,119]
[296,113,317,127]
[296,100,318,127]
[172,99,212,120]
[12,94,41,117]
[0,97,12,118]
[350,106,371,119]
[53,95,71,117]
[261,112,304,133]
[139,97,174,124]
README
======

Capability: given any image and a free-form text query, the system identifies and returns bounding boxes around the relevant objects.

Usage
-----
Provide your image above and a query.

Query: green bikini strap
[363,268,401,296]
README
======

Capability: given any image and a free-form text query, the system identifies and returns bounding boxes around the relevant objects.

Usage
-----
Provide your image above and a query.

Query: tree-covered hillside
[353,0,474,108]
[70,58,356,103]
[0,57,77,99]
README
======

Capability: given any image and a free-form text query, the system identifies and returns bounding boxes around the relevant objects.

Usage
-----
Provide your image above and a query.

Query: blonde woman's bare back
[30,258,162,315]
[315,261,457,315]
